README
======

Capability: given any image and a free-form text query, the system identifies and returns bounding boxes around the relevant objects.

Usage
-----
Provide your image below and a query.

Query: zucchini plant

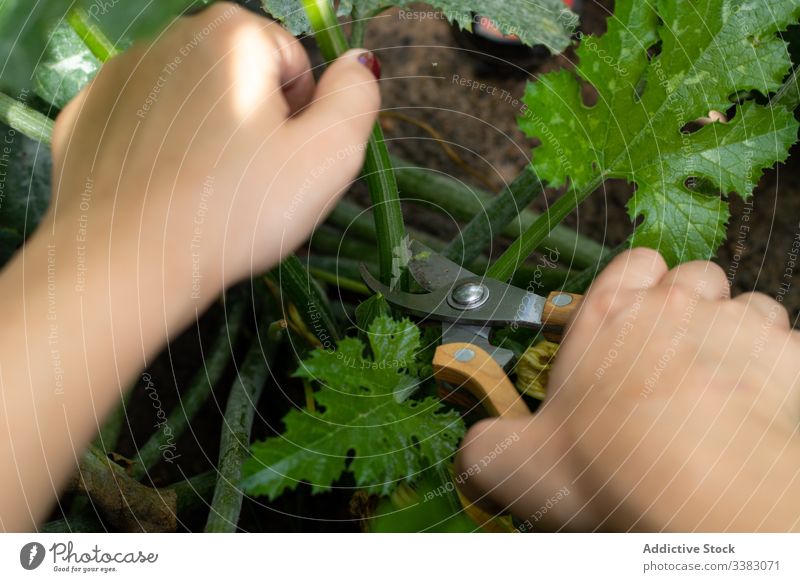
[0,0,798,532]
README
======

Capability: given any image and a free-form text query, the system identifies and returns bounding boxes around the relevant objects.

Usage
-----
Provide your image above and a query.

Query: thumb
[287,48,381,181]
[456,415,578,529]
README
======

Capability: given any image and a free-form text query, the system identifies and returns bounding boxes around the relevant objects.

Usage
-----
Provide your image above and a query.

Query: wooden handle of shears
[542,291,583,341]
[433,343,530,418]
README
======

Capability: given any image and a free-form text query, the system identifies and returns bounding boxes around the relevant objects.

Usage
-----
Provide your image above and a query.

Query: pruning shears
[360,240,584,419]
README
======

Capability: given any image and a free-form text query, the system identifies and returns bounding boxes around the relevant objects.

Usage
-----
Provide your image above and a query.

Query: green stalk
[391,155,607,269]
[307,255,376,281]
[272,254,340,339]
[0,92,54,145]
[66,6,119,62]
[93,389,131,450]
[301,0,349,61]
[308,266,370,295]
[171,470,217,515]
[205,322,283,532]
[302,0,406,286]
[130,295,247,480]
[328,199,445,251]
[443,164,543,265]
[488,177,603,281]
[309,225,379,264]
[362,127,408,286]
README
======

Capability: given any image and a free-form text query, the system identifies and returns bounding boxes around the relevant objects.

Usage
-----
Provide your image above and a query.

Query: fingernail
[357,51,381,80]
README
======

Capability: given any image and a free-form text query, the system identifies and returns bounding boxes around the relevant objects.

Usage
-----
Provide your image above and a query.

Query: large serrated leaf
[242,315,464,500]
[519,0,800,266]
[263,0,575,52]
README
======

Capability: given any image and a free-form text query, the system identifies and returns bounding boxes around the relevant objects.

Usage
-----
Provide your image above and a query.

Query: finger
[588,247,668,296]
[286,48,381,183]
[659,260,730,300]
[733,292,790,329]
[188,3,315,118]
[262,19,315,115]
[454,417,510,514]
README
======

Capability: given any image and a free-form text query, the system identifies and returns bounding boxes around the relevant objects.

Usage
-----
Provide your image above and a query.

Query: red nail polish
[357,51,381,80]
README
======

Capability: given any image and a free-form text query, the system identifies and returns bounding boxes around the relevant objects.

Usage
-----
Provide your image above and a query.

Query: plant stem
[488,175,604,281]
[443,164,544,265]
[328,199,444,251]
[349,10,368,47]
[205,322,283,532]
[66,6,119,62]
[307,255,376,281]
[93,389,132,450]
[302,0,406,286]
[170,470,217,515]
[310,224,379,263]
[273,254,340,339]
[130,295,247,480]
[0,92,54,145]
[42,470,218,532]
[301,0,349,61]
[361,116,406,286]
[391,155,607,269]
[308,266,370,295]
[69,446,178,532]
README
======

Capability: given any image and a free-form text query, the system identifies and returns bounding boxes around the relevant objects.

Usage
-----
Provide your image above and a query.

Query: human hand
[0,2,381,531]
[48,1,380,309]
[457,248,800,531]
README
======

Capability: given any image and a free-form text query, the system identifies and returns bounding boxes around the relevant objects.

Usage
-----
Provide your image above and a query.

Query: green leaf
[266,0,575,52]
[354,292,390,331]
[242,315,464,500]
[0,122,51,266]
[0,1,210,95]
[34,22,101,109]
[262,0,352,37]
[518,0,800,266]
[0,1,71,93]
[88,0,213,50]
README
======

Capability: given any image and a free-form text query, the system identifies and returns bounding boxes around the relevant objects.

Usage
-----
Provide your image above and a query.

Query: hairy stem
[391,156,607,269]
[204,322,283,532]
[272,254,340,339]
[443,165,544,265]
[302,0,406,286]
[129,296,247,480]
[488,175,604,281]
[0,92,53,145]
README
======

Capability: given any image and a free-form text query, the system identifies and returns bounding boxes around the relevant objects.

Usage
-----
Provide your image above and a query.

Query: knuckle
[627,246,661,262]
[584,288,621,319]
[661,285,693,314]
